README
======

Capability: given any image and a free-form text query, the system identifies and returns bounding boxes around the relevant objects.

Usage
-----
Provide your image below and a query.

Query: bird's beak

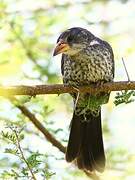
[53,40,70,56]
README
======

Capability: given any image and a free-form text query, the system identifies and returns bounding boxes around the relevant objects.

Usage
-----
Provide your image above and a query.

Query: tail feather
[66,114,83,162]
[77,121,94,171]
[91,113,105,170]
[66,109,105,172]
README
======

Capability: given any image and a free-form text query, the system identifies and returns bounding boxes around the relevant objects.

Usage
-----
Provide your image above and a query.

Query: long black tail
[66,109,105,172]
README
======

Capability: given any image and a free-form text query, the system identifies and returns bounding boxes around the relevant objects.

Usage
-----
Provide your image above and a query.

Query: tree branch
[9,97,66,154]
[0,81,135,96]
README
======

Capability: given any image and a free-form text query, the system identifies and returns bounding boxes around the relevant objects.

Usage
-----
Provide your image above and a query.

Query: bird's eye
[67,35,74,43]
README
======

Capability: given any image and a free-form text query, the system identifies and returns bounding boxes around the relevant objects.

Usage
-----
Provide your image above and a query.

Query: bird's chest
[63,56,105,86]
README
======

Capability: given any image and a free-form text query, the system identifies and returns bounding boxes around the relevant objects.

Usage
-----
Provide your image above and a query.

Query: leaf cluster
[1,126,55,180]
[114,90,135,106]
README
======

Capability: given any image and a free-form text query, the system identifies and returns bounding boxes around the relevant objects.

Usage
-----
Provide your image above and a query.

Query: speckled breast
[63,52,113,86]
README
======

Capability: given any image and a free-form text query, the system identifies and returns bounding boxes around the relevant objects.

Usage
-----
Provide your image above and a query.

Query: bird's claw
[30,94,36,99]
[95,81,105,87]
[72,86,80,93]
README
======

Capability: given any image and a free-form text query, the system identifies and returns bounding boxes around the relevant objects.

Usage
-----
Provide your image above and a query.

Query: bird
[53,27,114,172]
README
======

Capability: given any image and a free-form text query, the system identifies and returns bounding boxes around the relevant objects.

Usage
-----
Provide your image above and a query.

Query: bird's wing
[102,40,115,79]
[98,39,115,79]
[89,41,114,81]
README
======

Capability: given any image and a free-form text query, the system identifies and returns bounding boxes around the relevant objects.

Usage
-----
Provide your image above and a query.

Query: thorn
[122,57,130,82]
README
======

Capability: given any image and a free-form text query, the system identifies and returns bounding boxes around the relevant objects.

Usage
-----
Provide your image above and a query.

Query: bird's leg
[72,86,80,111]
[29,94,36,100]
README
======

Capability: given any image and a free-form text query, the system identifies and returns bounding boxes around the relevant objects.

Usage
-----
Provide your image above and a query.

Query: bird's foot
[95,80,106,88]
[71,85,80,110]
[30,94,36,99]
[71,85,80,93]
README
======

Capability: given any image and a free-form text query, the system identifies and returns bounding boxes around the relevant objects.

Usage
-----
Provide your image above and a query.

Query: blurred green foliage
[1,126,54,180]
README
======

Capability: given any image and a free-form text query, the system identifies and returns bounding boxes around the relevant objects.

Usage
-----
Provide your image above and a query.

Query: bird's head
[53,27,94,56]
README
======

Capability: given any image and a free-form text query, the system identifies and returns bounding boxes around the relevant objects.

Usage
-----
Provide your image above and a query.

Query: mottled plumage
[53,27,114,172]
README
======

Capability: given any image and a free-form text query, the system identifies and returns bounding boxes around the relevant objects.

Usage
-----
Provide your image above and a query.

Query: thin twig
[12,128,37,180]
[122,57,130,81]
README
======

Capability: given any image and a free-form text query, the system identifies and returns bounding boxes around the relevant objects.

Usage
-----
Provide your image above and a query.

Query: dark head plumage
[53,27,95,56]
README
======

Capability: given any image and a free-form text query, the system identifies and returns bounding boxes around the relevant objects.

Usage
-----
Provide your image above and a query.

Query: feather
[66,109,105,172]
